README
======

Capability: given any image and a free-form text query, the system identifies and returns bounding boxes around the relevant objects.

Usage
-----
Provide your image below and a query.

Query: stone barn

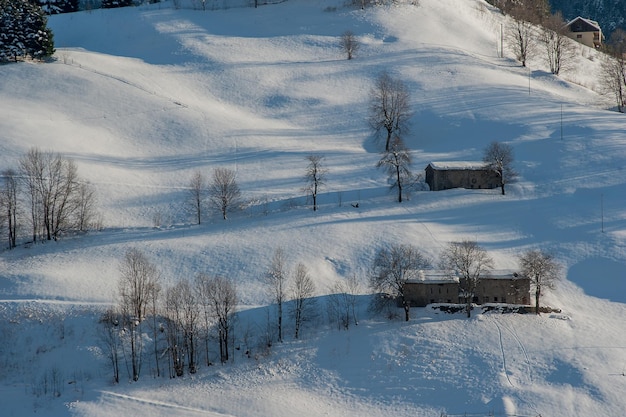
[404,270,530,307]
[425,162,500,191]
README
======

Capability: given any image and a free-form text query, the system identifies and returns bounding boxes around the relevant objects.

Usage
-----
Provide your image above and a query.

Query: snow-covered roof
[565,16,601,32]
[427,161,488,170]
[406,269,523,284]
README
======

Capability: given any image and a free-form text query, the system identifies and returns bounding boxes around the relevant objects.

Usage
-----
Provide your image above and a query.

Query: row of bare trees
[101,247,330,383]
[498,0,576,75]
[369,240,560,321]
[0,148,98,249]
[100,248,237,383]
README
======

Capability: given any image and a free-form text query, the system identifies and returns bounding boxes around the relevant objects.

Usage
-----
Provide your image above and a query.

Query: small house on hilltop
[565,17,604,49]
[425,161,500,191]
[403,270,530,307]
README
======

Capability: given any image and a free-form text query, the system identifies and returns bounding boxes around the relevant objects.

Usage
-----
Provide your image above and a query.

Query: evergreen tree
[30,0,79,15]
[0,0,54,62]
[102,0,133,8]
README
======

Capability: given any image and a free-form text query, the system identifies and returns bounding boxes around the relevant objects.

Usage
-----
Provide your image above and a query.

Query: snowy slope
[1,0,626,416]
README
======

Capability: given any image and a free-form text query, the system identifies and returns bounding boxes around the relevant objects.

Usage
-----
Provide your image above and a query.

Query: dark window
[577,34,582,39]
[494,297,498,302]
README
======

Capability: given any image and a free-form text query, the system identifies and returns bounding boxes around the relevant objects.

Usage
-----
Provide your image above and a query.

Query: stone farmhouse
[403,270,531,307]
[425,161,500,191]
[564,16,604,49]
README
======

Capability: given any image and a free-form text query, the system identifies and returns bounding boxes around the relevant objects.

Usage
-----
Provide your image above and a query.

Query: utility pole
[560,104,563,140]
[500,24,504,58]
[601,193,604,233]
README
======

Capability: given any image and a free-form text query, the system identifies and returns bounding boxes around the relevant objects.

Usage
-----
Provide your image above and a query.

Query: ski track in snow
[98,390,232,416]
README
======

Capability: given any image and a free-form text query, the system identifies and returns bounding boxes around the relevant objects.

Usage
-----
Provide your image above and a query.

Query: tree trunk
[278,303,283,342]
[396,165,402,203]
[535,287,541,315]
[402,300,410,321]
[501,182,505,195]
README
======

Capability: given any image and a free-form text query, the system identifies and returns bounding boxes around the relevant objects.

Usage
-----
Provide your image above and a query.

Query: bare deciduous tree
[601,29,626,113]
[540,12,575,75]
[209,167,241,220]
[195,272,215,366]
[19,148,93,241]
[164,285,185,377]
[340,30,360,60]
[98,308,122,384]
[506,13,537,67]
[290,263,316,339]
[188,170,206,224]
[118,248,160,381]
[369,243,431,321]
[376,136,412,203]
[439,240,494,318]
[165,278,199,374]
[265,247,288,343]
[519,249,560,314]
[74,181,98,232]
[327,274,360,330]
[369,72,412,152]
[303,154,326,212]
[0,169,19,249]
[206,275,237,363]
[483,141,517,195]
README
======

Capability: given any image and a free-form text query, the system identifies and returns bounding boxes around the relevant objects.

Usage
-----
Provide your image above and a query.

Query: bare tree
[265,248,288,343]
[164,286,185,377]
[209,167,242,220]
[483,141,517,195]
[188,170,206,224]
[290,263,316,339]
[519,249,560,314]
[165,278,199,374]
[0,169,19,249]
[19,148,84,241]
[369,72,412,152]
[540,12,575,76]
[147,275,162,378]
[19,148,45,243]
[340,30,360,60]
[369,243,432,321]
[376,136,412,203]
[206,275,237,363]
[327,274,360,330]
[601,29,626,113]
[118,248,160,381]
[506,12,537,67]
[439,240,494,318]
[73,181,98,232]
[195,272,215,366]
[98,308,122,384]
[303,154,327,212]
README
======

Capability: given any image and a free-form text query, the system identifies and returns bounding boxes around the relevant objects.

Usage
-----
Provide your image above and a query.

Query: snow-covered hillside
[1,0,626,416]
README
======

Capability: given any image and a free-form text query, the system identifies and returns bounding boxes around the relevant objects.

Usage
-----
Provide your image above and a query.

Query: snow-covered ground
[1,0,626,416]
